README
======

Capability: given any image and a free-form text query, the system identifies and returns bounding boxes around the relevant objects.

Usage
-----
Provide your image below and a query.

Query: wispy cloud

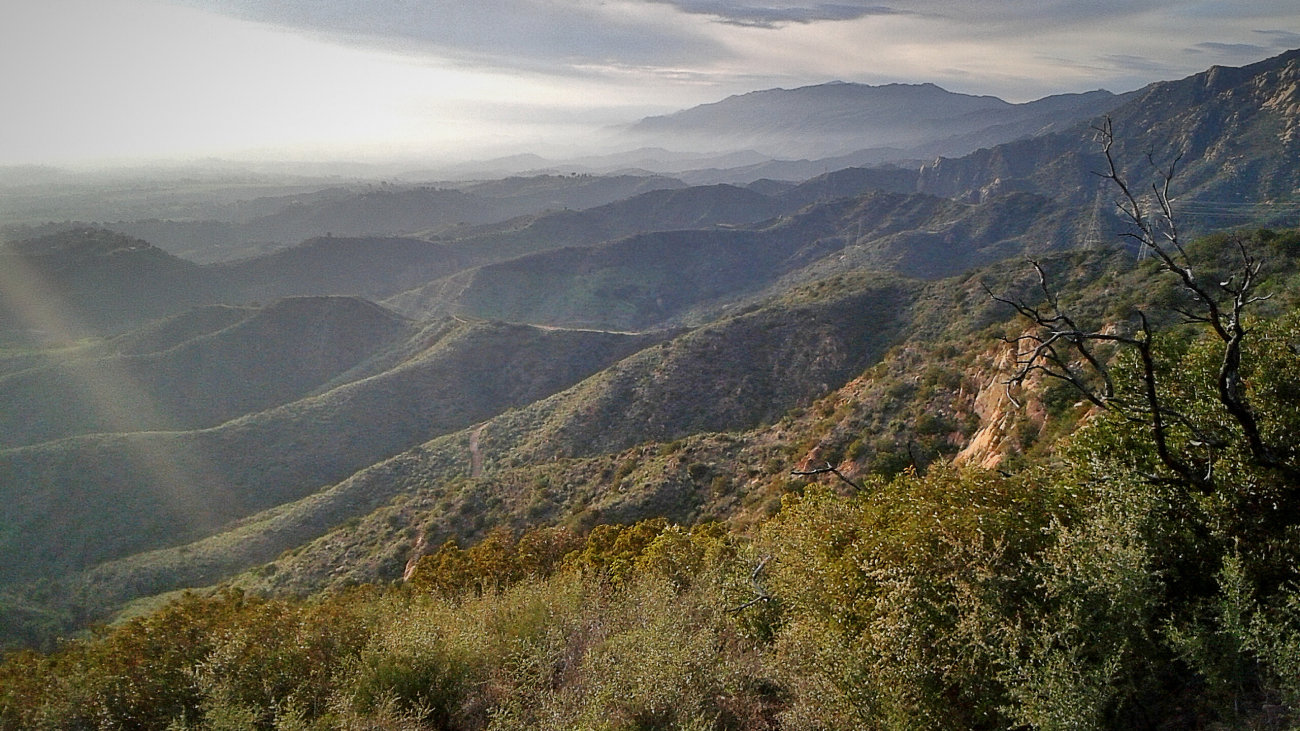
[1254,30,1300,48]
[172,0,727,73]
[1190,41,1267,55]
[645,1,903,28]
[163,0,1300,88]
[1097,54,1182,75]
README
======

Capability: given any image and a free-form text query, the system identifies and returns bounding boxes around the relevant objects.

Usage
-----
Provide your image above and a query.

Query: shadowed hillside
[209,233,1300,599]
[386,189,1102,329]
[0,316,668,584]
[213,236,466,301]
[0,229,217,339]
[0,297,415,447]
[917,49,1300,228]
[49,268,922,605]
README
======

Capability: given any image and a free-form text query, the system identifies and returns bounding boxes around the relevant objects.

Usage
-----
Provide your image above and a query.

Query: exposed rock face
[954,337,1056,470]
[954,344,1022,470]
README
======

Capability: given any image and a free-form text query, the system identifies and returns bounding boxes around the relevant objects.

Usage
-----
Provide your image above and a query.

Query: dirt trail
[468,423,486,478]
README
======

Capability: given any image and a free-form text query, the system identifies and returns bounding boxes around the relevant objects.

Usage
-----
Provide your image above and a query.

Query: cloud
[645,0,1181,30]
[644,1,903,28]
[872,0,1180,27]
[13,0,1300,165]
[171,0,728,73]
[1254,30,1300,48]
[1096,54,1181,75]
[1191,41,1267,55]
[164,0,1300,91]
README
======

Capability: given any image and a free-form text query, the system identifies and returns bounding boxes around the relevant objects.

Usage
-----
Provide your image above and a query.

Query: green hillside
[918,49,1300,229]
[0,297,414,447]
[0,316,668,585]
[385,189,1100,329]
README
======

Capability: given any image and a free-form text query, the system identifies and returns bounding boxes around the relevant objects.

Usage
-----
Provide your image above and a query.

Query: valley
[3,47,1300,731]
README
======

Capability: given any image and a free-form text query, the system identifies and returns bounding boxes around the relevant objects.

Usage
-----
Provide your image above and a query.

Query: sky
[2,0,1298,167]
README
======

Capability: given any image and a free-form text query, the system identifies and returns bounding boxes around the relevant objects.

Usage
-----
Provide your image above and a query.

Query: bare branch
[991,117,1299,489]
[792,462,863,492]
[728,555,773,614]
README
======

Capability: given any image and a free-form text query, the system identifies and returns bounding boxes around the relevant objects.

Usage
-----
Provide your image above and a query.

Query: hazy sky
[2,0,1298,166]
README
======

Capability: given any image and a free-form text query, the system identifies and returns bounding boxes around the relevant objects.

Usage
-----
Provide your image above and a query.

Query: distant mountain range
[0,176,1102,339]
[5,175,689,264]
[617,82,1132,159]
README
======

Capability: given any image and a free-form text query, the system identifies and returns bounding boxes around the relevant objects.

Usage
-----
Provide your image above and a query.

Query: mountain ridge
[620,81,1127,159]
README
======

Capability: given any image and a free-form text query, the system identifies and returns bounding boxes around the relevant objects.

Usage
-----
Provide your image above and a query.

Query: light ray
[0,242,237,554]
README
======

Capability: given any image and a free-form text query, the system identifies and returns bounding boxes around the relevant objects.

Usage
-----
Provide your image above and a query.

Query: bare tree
[988,117,1297,491]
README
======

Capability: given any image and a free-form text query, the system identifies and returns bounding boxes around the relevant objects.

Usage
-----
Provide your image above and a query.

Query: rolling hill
[0,228,218,339]
[0,297,415,447]
[0,312,668,585]
[383,189,1105,329]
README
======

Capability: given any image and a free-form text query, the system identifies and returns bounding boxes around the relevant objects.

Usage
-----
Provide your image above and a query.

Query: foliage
[407,526,583,597]
[760,467,1060,730]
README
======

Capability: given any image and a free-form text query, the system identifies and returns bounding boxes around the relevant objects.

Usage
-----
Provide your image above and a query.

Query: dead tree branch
[1093,118,1293,481]
[728,555,773,613]
[792,462,863,492]
[986,117,1297,490]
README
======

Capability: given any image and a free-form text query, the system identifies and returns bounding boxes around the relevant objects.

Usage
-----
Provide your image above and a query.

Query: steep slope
[385,189,1098,329]
[474,271,921,461]
[227,235,1300,597]
[160,249,1133,597]
[0,297,415,447]
[22,224,1300,631]
[917,48,1300,227]
[787,191,1115,280]
[0,317,667,585]
[59,269,922,605]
